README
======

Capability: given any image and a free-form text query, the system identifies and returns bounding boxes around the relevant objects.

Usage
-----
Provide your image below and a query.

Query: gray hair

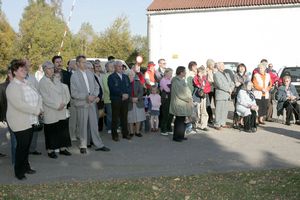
[113,60,123,68]
[42,61,54,71]
[105,61,114,71]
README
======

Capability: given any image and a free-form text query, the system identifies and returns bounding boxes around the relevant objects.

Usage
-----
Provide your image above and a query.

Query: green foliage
[18,0,74,70]
[127,35,148,65]
[74,22,97,56]
[0,12,16,73]
[92,16,134,61]
[1,1,149,71]
[0,168,300,199]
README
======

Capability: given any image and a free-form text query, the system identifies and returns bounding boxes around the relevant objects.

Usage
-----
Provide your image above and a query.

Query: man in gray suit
[213,62,235,130]
[70,55,110,154]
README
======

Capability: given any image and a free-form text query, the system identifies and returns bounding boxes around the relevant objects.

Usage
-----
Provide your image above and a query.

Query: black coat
[0,81,9,122]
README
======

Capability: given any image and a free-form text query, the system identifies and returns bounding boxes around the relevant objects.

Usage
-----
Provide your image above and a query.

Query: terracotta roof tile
[147,0,300,11]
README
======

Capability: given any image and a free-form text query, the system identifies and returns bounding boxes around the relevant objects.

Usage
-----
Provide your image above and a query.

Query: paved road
[0,105,300,184]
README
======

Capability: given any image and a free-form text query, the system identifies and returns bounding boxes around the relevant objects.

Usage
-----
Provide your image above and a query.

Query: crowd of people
[0,55,300,180]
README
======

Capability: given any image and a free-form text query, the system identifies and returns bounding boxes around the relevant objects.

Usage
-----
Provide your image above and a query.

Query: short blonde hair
[164,68,173,76]
[206,59,215,69]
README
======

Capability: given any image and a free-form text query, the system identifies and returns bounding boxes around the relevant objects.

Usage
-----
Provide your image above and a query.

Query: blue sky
[2,0,153,36]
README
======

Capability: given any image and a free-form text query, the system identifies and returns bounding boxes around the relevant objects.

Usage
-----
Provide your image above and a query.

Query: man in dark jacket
[276,75,300,125]
[52,55,72,90]
[108,60,131,141]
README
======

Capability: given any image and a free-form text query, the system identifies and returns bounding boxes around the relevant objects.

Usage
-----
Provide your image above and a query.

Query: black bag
[231,85,242,100]
[194,87,205,98]
[33,115,44,131]
[97,100,105,109]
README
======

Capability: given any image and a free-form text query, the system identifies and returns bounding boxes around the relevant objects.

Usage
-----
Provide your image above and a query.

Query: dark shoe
[87,144,92,148]
[129,133,134,137]
[16,175,27,180]
[182,137,188,140]
[26,169,36,174]
[112,137,119,142]
[259,121,266,125]
[285,121,291,126]
[0,153,6,157]
[80,148,87,154]
[173,138,182,142]
[122,135,131,140]
[221,125,230,128]
[244,129,252,133]
[266,118,274,122]
[295,121,300,125]
[59,150,72,156]
[95,146,110,152]
[200,128,209,131]
[251,127,257,132]
[215,126,222,130]
[48,152,57,159]
[135,133,143,137]
[29,151,42,155]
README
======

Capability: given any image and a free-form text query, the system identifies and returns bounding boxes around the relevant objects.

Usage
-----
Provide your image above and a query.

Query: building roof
[147,0,300,11]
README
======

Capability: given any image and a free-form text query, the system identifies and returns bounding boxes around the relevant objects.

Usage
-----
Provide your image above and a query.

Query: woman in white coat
[236,81,258,132]
[6,59,43,180]
[39,61,71,159]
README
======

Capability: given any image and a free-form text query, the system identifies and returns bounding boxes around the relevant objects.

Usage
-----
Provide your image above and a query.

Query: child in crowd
[149,86,161,132]
[192,66,211,131]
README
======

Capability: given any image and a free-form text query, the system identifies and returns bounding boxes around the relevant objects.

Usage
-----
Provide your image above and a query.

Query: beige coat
[39,76,70,124]
[6,79,43,132]
[169,76,193,116]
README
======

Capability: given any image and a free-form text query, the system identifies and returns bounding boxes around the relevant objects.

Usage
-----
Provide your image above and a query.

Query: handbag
[98,108,105,118]
[194,87,205,98]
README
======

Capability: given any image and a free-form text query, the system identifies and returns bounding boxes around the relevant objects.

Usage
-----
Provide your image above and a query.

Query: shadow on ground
[1,121,299,184]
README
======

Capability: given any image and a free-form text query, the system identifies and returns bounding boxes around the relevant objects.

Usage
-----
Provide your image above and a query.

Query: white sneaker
[167,131,173,135]
[160,132,168,136]
[117,128,121,133]
[185,129,197,135]
[107,130,111,134]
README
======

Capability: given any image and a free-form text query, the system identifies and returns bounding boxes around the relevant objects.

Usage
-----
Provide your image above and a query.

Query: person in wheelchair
[276,75,300,125]
[236,81,258,132]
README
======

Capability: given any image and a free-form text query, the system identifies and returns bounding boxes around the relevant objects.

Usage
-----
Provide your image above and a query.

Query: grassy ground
[0,168,299,200]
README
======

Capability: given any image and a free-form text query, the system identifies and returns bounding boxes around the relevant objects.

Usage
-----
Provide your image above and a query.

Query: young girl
[192,66,211,131]
[149,86,161,132]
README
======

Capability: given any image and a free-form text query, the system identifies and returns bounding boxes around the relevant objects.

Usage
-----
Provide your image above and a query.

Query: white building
[147,0,300,72]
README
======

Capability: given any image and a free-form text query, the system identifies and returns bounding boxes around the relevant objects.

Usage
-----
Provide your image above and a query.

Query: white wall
[148,6,300,72]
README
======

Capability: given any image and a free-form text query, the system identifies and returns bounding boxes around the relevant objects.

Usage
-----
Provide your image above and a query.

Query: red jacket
[193,75,211,94]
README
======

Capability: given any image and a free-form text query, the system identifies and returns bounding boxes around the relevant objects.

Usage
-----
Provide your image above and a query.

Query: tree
[93,16,134,61]
[127,35,148,65]
[18,0,74,70]
[0,12,16,73]
[49,0,64,20]
[74,22,97,56]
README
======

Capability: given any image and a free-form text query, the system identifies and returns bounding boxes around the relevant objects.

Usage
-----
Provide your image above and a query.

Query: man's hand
[122,94,129,101]
[87,95,96,103]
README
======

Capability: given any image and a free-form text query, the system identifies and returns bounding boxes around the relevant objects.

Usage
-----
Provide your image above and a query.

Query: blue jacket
[108,72,130,101]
